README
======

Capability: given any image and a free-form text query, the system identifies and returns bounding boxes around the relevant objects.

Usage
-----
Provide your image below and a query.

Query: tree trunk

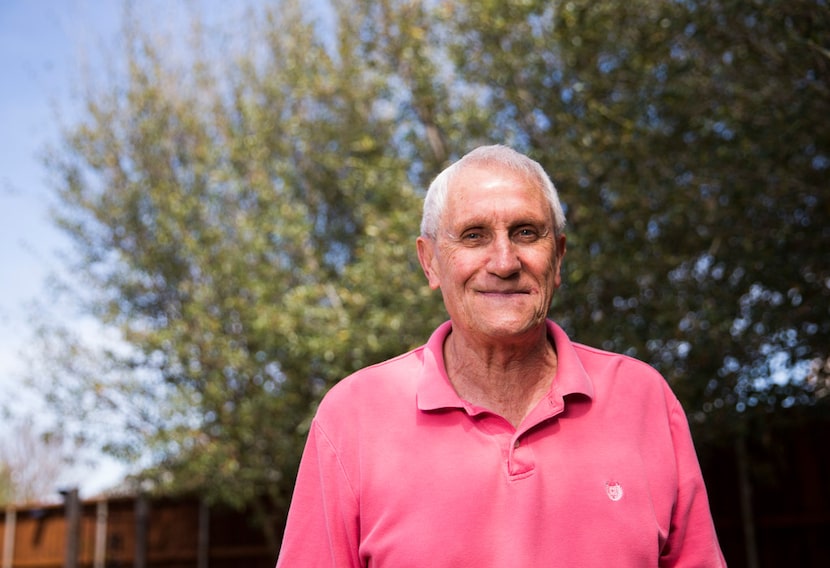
[736,432,760,568]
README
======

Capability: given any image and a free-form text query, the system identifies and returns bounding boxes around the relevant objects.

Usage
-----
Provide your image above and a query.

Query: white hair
[420,145,566,238]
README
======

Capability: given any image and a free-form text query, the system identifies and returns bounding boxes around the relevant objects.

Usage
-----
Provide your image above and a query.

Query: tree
[0,415,68,505]
[438,4,829,559]
[0,462,11,506]
[33,0,828,555]
[440,0,830,422]
[38,0,446,551]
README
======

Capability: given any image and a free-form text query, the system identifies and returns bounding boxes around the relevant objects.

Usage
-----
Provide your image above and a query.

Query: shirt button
[513,439,521,449]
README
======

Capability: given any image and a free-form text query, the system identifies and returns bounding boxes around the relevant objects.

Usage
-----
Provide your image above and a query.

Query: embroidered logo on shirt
[605,481,624,501]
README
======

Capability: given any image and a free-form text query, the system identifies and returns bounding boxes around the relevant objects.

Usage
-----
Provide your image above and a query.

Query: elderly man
[276,145,725,567]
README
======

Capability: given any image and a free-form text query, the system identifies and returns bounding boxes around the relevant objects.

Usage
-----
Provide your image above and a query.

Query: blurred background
[1,1,827,566]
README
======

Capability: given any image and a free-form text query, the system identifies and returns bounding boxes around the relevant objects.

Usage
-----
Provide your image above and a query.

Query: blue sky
[0,0,267,498]
[0,0,126,496]
[0,0,119,374]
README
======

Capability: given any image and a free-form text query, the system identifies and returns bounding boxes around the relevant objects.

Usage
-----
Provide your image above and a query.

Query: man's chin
[471,316,546,340]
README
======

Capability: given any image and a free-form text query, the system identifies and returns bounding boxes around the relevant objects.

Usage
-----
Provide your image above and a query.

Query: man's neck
[443,328,558,428]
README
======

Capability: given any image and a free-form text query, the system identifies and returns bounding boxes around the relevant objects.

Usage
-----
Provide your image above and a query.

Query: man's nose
[486,234,522,277]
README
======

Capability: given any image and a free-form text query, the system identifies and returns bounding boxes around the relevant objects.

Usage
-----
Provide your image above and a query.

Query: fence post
[61,488,80,568]
[736,432,759,568]
[94,500,108,568]
[134,495,148,568]
[2,507,15,568]
[197,499,210,568]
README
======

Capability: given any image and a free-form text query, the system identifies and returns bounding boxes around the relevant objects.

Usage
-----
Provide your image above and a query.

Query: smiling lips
[478,288,531,296]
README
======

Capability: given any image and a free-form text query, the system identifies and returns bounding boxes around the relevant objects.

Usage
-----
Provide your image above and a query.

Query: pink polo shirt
[276,320,725,567]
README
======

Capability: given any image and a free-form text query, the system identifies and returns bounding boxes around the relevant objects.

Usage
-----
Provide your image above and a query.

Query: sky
[0,0,109,364]
[0,0,265,500]
[0,0,128,498]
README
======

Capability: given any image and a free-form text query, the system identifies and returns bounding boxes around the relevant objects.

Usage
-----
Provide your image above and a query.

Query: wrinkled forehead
[445,161,548,208]
[451,158,544,188]
[442,164,553,229]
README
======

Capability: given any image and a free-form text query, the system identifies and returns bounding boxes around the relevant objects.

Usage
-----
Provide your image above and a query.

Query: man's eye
[516,228,538,240]
[462,231,482,240]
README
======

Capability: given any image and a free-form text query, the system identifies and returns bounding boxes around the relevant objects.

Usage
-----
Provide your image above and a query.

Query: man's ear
[553,234,567,289]
[416,236,441,290]
[557,234,567,260]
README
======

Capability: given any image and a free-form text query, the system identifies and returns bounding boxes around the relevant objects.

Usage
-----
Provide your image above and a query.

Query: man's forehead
[443,207,552,229]
[441,186,552,232]
[447,165,545,204]
[449,162,543,193]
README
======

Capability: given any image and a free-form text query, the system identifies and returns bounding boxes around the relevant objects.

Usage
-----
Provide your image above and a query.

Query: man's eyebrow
[457,217,490,229]
[509,216,553,230]
[449,215,551,230]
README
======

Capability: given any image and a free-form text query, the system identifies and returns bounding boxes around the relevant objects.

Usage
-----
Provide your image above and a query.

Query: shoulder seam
[311,419,360,503]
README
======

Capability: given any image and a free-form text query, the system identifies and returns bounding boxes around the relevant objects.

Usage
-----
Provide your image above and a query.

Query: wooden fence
[2,415,829,567]
[0,494,274,568]
[699,413,830,567]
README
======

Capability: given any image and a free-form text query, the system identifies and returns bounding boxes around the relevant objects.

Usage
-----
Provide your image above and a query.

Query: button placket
[508,433,536,476]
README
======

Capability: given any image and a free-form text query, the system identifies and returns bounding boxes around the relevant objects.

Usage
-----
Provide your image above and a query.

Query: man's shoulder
[318,345,427,411]
[345,344,428,383]
[571,340,667,385]
[565,340,683,416]
[549,319,662,382]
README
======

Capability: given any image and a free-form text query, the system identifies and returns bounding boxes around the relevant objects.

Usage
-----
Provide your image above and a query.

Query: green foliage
[440,0,830,425]
[35,0,828,545]
[0,463,12,506]
[43,0,445,546]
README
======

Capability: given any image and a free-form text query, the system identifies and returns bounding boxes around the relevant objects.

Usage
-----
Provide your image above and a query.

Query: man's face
[417,163,566,343]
